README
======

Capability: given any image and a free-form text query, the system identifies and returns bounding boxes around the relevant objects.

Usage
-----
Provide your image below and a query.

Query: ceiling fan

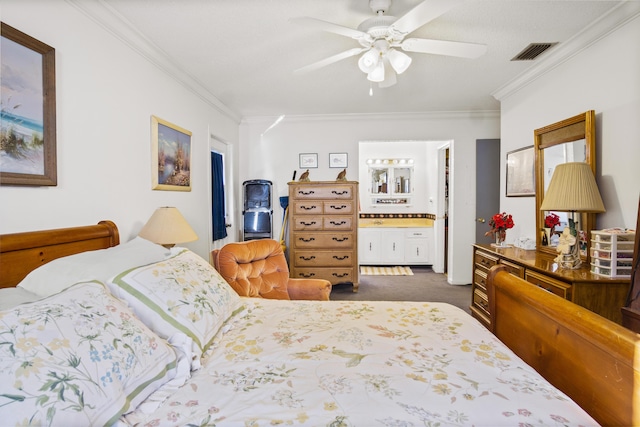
[291,0,486,88]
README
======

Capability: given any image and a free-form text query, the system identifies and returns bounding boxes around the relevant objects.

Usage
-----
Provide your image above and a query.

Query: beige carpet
[360,266,413,276]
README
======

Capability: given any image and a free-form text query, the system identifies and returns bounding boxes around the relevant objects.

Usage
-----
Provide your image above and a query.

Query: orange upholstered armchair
[211,239,331,301]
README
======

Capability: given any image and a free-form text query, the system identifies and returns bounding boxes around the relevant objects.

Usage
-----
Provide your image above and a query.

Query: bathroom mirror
[534,111,596,260]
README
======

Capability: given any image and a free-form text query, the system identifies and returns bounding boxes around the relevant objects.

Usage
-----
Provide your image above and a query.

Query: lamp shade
[540,162,606,213]
[139,207,198,247]
[386,48,412,74]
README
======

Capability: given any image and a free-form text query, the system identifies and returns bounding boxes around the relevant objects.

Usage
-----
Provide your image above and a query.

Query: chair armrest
[287,278,332,301]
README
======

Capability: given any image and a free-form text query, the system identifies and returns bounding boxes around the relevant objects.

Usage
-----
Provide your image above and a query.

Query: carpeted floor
[331,266,472,314]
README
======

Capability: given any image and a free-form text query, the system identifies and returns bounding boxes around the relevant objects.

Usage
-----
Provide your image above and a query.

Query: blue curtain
[211,152,227,241]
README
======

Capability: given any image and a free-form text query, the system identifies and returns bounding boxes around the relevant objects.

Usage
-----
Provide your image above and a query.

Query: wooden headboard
[0,221,119,289]
[488,265,640,427]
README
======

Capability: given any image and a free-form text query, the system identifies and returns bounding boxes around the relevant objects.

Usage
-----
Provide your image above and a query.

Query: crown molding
[241,110,500,125]
[492,1,640,101]
[66,0,241,123]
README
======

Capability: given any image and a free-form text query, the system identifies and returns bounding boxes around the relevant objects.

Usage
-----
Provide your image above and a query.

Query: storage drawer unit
[289,181,359,292]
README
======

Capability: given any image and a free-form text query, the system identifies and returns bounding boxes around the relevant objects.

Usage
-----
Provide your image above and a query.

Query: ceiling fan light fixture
[386,48,412,74]
[358,49,380,73]
[367,60,385,82]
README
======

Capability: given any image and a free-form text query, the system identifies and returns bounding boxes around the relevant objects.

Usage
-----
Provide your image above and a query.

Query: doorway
[434,142,450,275]
[475,139,500,244]
[210,135,235,252]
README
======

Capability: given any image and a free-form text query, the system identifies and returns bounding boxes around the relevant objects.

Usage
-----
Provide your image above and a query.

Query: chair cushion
[215,239,291,300]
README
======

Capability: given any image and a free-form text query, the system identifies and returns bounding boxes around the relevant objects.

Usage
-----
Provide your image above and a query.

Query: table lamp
[139,206,198,248]
[539,162,605,269]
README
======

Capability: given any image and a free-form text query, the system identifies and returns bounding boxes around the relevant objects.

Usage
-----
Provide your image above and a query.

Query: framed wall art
[151,115,192,191]
[329,152,348,168]
[0,23,57,186]
[506,145,535,197]
[299,153,318,169]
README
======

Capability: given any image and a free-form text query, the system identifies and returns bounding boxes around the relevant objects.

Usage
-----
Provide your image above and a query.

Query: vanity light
[366,159,373,164]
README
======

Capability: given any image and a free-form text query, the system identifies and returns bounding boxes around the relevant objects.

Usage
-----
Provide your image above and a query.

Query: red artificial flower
[544,213,561,228]
[485,212,514,237]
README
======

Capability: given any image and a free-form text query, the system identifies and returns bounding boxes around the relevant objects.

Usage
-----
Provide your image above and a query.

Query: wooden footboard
[487,265,639,427]
[0,221,119,289]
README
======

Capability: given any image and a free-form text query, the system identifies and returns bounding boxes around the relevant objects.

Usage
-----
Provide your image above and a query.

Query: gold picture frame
[151,115,192,191]
[0,23,57,186]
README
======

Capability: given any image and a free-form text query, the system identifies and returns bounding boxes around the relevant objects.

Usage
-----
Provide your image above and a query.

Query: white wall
[499,12,640,241]
[239,112,500,284]
[0,1,240,260]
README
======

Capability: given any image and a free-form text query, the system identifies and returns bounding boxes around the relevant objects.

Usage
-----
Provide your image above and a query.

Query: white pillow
[0,287,41,310]
[17,236,170,297]
[0,281,180,426]
[108,249,244,370]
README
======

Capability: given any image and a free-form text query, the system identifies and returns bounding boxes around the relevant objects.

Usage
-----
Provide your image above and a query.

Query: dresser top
[474,244,630,284]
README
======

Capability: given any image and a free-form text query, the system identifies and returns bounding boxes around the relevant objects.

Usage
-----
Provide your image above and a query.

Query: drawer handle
[331,190,349,195]
[300,205,317,210]
[329,220,347,225]
[300,255,316,261]
[299,237,316,242]
[330,205,347,210]
[333,255,349,260]
[298,190,315,195]
[301,221,316,226]
[299,273,316,278]
[479,300,488,309]
[332,273,349,278]
[332,237,349,242]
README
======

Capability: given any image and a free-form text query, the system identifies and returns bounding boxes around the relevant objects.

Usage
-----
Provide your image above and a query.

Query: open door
[475,139,500,244]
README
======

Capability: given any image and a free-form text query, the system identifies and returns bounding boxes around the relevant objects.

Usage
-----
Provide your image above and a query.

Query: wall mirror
[534,111,596,259]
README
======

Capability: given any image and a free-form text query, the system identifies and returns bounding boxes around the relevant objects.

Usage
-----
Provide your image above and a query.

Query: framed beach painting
[0,23,57,186]
[151,115,192,191]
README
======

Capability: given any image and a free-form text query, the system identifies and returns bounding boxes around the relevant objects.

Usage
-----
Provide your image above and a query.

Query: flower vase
[493,229,507,247]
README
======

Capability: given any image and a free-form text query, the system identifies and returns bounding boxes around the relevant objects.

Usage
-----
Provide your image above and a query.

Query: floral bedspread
[124,299,598,427]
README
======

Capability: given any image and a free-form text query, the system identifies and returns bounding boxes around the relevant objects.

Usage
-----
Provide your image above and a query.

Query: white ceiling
[73,0,628,119]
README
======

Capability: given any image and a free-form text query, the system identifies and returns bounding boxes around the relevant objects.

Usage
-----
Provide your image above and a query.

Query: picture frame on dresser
[0,23,57,187]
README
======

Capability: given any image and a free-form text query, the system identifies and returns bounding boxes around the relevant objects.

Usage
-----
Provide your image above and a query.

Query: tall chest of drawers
[288,181,359,292]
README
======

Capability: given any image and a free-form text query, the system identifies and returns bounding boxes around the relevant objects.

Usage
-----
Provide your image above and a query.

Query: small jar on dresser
[288,181,359,292]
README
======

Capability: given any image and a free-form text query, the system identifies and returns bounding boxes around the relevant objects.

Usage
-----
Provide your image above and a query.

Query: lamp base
[556,252,582,269]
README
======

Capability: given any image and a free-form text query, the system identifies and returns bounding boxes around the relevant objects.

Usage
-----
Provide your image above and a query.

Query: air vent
[511,42,558,61]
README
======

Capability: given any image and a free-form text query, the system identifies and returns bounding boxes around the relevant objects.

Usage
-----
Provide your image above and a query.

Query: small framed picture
[299,153,318,168]
[329,152,348,168]
[506,146,535,197]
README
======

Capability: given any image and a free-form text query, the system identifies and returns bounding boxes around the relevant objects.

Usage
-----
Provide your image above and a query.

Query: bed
[0,222,637,426]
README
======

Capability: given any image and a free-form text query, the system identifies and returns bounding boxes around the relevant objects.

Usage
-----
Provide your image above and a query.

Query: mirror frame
[534,110,596,260]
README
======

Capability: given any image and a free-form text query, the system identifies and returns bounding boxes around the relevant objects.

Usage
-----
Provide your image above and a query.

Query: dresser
[288,181,359,291]
[471,244,630,328]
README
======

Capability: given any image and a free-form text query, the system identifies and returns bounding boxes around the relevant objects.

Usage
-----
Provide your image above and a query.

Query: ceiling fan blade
[389,0,464,37]
[289,17,370,41]
[401,38,487,58]
[294,47,368,74]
